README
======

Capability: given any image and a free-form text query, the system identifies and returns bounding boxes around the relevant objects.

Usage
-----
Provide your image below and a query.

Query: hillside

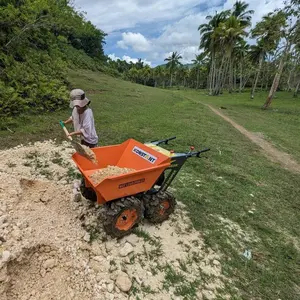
[0,0,106,120]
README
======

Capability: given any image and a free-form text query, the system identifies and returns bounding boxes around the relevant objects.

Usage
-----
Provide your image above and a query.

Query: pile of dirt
[89,166,136,185]
[79,144,98,165]
[0,140,232,300]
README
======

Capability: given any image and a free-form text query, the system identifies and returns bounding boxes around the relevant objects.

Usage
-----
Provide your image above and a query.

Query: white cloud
[74,0,287,65]
[117,32,151,52]
[73,0,211,33]
[108,53,151,66]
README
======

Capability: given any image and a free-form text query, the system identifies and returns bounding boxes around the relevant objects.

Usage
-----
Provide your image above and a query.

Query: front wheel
[143,191,176,223]
[102,197,144,238]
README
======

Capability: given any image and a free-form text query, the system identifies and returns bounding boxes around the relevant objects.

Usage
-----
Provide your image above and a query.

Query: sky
[72,0,286,67]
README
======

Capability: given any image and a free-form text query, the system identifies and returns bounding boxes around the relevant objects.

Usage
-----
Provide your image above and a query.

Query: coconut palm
[233,40,249,92]
[198,10,230,94]
[192,53,206,89]
[249,42,266,98]
[213,15,247,93]
[232,1,254,27]
[164,51,182,87]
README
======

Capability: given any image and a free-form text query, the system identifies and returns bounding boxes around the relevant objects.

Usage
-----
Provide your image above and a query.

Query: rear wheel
[103,197,144,238]
[143,191,176,223]
[80,182,97,202]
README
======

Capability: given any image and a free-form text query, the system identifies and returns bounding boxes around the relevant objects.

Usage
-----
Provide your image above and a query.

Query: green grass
[1,69,300,299]
[179,89,300,161]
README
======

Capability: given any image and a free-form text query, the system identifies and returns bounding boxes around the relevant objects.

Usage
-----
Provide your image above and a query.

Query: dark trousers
[81,140,98,148]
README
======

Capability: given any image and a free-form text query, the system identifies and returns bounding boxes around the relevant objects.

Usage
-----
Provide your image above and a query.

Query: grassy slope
[1,70,299,299]
[179,89,300,161]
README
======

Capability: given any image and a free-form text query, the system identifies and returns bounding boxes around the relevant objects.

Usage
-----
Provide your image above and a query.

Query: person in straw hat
[63,89,98,148]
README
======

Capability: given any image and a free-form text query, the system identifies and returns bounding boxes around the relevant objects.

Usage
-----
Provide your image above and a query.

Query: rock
[92,256,103,262]
[0,223,8,229]
[105,292,114,300]
[119,243,134,257]
[1,251,11,262]
[91,243,102,256]
[124,234,140,245]
[11,228,21,240]
[0,215,7,225]
[202,290,214,300]
[115,271,132,292]
[43,258,56,269]
[83,233,91,243]
[213,259,220,266]
[89,260,106,273]
[107,282,114,293]
[105,241,116,253]
[40,268,46,278]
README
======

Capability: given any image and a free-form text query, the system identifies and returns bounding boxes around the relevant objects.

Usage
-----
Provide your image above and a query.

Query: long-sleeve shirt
[71,108,98,144]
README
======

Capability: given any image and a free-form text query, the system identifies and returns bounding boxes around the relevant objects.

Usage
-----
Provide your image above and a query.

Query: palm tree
[233,40,249,92]
[232,1,254,27]
[213,15,247,93]
[164,51,182,87]
[153,66,163,87]
[142,66,151,85]
[250,11,287,103]
[192,53,206,89]
[198,11,230,94]
[249,42,266,98]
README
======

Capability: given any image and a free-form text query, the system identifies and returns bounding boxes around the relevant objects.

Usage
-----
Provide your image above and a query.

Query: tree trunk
[239,62,243,93]
[196,68,200,89]
[170,72,173,87]
[251,54,263,99]
[263,41,291,109]
[228,57,233,93]
[214,56,227,95]
[210,55,216,95]
[208,54,215,95]
[220,57,229,93]
[234,67,237,92]
[287,70,293,91]
[294,80,300,97]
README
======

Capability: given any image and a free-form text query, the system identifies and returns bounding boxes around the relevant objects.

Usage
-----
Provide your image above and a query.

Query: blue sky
[73,0,285,67]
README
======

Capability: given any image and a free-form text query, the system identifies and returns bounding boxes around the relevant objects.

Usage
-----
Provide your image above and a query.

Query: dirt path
[206,104,300,175]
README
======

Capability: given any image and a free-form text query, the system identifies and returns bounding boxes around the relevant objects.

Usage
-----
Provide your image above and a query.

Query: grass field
[1,70,299,299]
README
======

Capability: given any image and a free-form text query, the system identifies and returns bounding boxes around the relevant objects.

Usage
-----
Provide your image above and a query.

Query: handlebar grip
[165,136,176,144]
[196,148,210,157]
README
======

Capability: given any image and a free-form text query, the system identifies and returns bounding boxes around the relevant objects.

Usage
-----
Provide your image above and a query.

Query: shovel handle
[59,121,72,141]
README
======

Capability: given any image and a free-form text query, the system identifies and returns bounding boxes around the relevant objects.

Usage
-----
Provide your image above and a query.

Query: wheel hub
[116,209,138,231]
[159,200,170,215]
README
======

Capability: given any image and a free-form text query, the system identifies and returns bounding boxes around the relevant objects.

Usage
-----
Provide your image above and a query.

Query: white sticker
[132,146,157,164]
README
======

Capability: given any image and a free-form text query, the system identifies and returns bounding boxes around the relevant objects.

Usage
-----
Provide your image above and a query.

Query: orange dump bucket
[72,139,171,204]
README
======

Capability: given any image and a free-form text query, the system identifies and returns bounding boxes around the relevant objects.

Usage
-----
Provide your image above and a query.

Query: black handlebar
[188,148,211,158]
[151,136,177,145]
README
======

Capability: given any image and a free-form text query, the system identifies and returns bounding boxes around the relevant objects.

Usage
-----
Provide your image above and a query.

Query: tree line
[111,0,300,109]
[1,0,299,123]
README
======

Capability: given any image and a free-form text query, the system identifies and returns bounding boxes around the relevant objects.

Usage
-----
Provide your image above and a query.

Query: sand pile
[89,166,136,185]
[0,139,232,300]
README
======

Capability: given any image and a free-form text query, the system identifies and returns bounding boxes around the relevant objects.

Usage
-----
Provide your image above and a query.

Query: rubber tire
[80,184,97,202]
[155,172,165,186]
[102,197,144,238]
[143,191,176,223]
[80,179,97,202]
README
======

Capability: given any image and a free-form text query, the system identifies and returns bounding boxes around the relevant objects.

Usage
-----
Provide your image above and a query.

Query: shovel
[59,121,97,164]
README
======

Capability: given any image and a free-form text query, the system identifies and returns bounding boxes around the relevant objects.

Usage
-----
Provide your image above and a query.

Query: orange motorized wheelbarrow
[72,137,210,237]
